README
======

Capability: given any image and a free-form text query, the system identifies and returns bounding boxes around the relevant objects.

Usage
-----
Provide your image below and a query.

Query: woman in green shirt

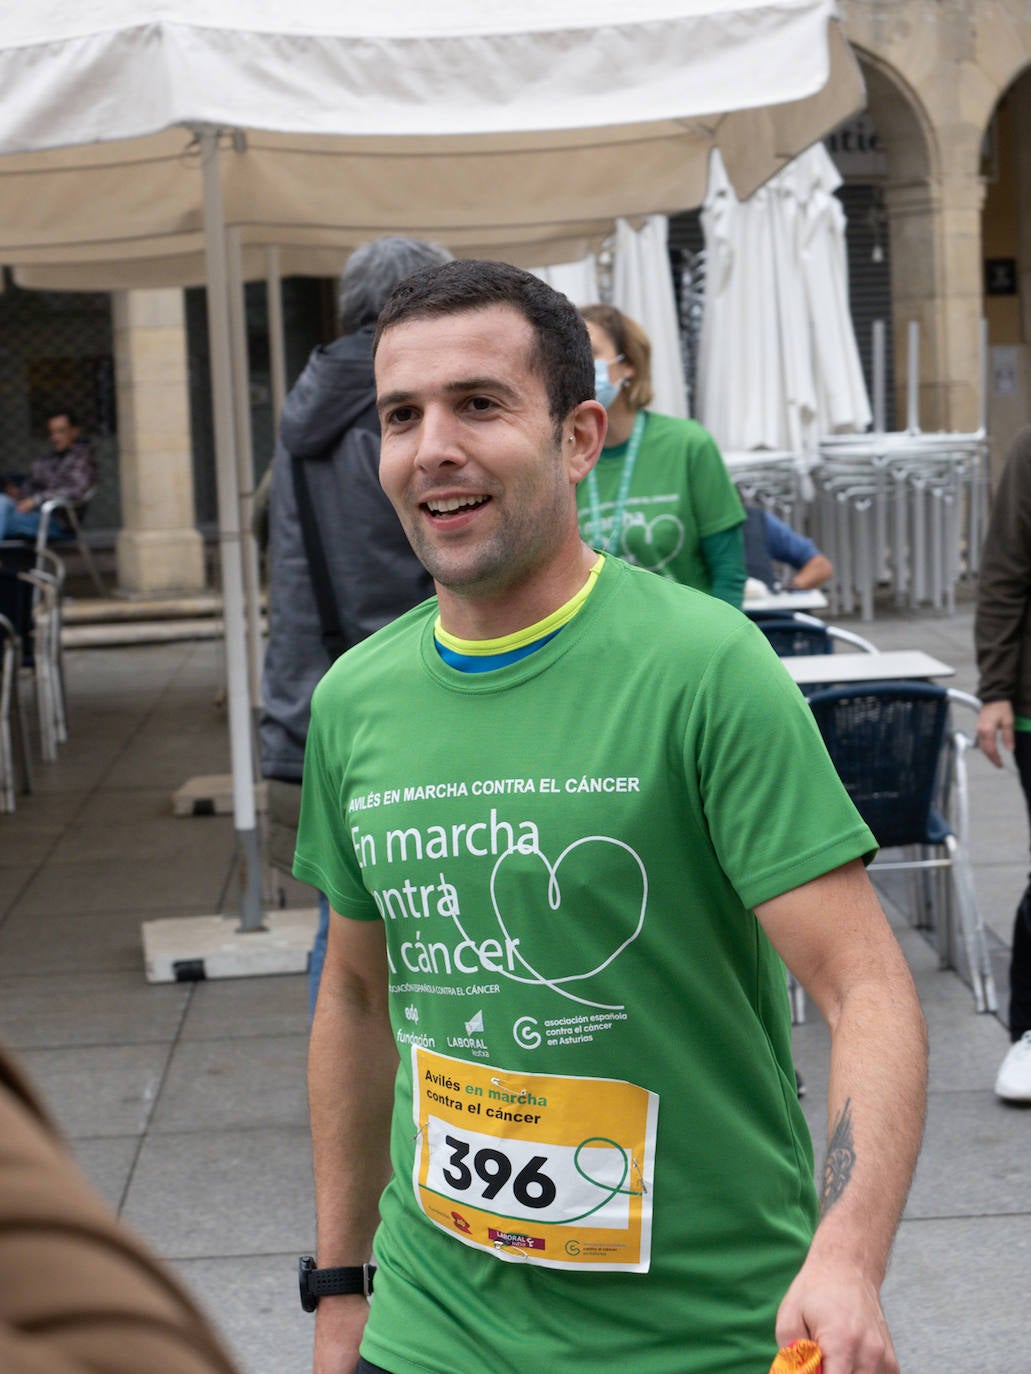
[578,304,745,607]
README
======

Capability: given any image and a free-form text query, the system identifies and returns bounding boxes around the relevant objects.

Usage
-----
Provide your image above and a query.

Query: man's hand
[976,699,1014,768]
[776,1252,897,1374]
[15,497,35,513]
[312,1294,369,1374]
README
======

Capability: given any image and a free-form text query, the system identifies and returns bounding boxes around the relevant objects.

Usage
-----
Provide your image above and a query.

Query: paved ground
[0,591,1027,1373]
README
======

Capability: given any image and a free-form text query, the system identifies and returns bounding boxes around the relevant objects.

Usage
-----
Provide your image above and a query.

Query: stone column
[937,168,988,434]
[112,289,206,595]
[885,168,985,435]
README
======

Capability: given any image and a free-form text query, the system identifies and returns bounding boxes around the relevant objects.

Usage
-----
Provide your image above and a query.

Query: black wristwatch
[298,1255,376,1312]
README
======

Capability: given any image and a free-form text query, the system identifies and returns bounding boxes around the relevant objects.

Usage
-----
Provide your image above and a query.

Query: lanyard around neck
[584,411,646,555]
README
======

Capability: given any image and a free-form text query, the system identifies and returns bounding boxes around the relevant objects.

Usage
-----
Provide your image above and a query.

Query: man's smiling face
[376,304,578,603]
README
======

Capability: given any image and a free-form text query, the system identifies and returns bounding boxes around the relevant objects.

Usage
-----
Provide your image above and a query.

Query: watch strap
[298,1255,375,1311]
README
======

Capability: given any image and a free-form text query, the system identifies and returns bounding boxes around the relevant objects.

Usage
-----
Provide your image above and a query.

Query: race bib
[411,1047,658,1271]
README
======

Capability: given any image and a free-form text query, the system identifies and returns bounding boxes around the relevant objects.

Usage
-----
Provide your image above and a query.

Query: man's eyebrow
[377,388,415,412]
[442,376,519,399]
[377,376,519,412]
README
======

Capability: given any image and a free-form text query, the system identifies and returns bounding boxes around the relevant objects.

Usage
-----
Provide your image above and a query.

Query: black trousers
[355,1361,392,1374]
[1009,732,1031,1040]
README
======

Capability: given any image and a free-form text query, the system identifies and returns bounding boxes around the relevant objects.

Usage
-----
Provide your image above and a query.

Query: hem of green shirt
[1015,715,1031,731]
[735,826,877,912]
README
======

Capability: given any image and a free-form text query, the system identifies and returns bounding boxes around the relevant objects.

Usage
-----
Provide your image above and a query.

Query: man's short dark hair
[46,407,79,428]
[373,259,595,432]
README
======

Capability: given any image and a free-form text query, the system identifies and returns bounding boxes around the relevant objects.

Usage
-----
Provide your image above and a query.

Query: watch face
[298,1256,318,1312]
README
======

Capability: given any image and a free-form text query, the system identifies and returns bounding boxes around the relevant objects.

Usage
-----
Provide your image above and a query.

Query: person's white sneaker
[995,1030,1031,1102]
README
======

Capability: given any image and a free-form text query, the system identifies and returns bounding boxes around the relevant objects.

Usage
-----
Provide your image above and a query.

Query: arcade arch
[980,64,1031,472]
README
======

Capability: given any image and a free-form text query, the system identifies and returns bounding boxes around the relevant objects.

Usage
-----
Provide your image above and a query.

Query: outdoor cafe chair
[805,680,996,1013]
[0,610,32,812]
[754,613,877,658]
[36,488,106,596]
[0,565,64,764]
[0,543,68,749]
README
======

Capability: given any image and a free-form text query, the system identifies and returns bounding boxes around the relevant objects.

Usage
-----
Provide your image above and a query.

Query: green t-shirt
[296,558,875,1374]
[576,411,744,592]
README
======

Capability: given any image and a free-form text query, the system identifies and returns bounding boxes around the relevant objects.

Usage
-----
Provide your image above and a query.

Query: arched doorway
[981,65,1031,479]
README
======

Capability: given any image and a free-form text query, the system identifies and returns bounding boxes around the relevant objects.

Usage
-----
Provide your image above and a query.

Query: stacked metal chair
[812,432,989,622]
[725,453,806,531]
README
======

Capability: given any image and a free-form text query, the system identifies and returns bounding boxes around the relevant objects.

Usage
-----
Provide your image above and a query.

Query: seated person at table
[0,408,97,543]
[743,505,833,591]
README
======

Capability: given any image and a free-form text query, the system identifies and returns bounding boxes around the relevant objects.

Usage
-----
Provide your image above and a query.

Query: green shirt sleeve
[686,424,745,540]
[293,677,381,919]
[699,525,746,609]
[688,621,877,910]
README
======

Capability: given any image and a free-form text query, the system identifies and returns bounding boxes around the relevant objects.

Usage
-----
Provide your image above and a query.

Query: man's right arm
[308,911,398,1374]
[787,551,833,591]
[976,698,1015,769]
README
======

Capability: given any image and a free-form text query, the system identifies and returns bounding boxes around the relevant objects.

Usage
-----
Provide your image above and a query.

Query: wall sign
[985,258,1017,296]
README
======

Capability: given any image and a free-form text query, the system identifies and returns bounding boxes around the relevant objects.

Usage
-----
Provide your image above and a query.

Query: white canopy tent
[697,142,872,453]
[0,0,864,970]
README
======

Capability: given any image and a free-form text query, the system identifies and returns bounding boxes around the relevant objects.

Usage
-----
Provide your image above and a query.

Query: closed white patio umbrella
[697,140,872,454]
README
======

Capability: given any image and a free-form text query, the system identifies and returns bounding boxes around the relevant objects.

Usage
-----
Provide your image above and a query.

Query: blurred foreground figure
[0,1042,239,1374]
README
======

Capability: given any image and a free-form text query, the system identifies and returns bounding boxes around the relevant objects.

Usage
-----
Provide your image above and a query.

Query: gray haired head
[337,236,453,334]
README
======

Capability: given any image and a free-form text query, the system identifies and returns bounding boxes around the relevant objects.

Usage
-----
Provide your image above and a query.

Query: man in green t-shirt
[297,261,926,1374]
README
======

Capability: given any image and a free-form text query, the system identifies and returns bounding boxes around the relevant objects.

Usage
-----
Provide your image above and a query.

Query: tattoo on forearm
[821,1097,855,1215]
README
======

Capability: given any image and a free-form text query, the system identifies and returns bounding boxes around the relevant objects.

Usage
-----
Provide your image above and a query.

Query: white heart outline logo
[455,836,649,1010]
[620,513,685,572]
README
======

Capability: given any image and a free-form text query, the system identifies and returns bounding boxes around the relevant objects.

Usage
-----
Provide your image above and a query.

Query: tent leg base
[141,908,318,982]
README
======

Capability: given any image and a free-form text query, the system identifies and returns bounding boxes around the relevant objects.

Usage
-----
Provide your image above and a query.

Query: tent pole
[872,319,886,433]
[198,126,265,934]
[226,226,266,707]
[906,320,920,434]
[266,247,287,429]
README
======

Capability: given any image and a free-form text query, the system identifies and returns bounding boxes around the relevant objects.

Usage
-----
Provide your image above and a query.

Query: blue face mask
[594,357,620,410]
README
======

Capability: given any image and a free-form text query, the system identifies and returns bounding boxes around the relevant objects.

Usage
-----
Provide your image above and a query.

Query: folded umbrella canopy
[0,0,864,950]
[697,140,872,453]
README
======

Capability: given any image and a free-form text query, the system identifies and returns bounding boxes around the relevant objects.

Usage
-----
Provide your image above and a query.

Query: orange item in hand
[769,1338,823,1373]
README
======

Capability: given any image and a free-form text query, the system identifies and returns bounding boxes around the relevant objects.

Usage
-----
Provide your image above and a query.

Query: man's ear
[564,400,607,483]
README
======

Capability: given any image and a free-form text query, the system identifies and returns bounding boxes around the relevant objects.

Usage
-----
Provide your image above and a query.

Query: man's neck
[436,543,598,642]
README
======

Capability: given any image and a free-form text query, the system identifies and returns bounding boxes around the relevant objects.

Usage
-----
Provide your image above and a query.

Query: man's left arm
[755,858,927,1374]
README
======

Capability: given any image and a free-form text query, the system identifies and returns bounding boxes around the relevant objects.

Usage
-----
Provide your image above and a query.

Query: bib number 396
[442,1133,557,1209]
[412,1048,658,1272]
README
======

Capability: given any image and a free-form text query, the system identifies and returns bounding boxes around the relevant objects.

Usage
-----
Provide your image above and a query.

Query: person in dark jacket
[976,425,1031,1101]
[260,236,451,1016]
